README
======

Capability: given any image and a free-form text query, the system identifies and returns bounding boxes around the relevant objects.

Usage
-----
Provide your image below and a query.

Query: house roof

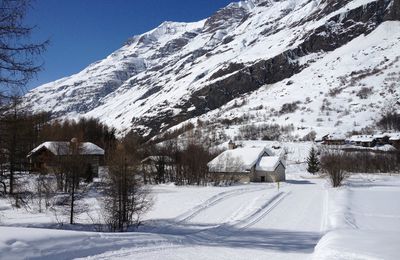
[316,132,346,142]
[255,156,282,172]
[207,147,272,173]
[346,133,400,143]
[347,135,375,142]
[325,133,346,140]
[27,141,104,158]
[388,133,400,141]
[373,133,390,138]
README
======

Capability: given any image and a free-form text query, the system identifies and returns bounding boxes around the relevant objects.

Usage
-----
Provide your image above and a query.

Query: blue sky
[25,0,235,90]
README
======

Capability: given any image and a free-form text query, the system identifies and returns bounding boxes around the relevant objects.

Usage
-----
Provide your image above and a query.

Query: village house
[27,140,105,175]
[208,145,285,183]
[389,133,400,149]
[373,133,391,146]
[347,135,377,147]
[319,133,346,145]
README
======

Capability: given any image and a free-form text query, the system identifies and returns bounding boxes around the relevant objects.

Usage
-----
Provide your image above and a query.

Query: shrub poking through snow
[320,150,348,187]
[307,147,320,174]
[356,87,373,99]
[279,101,300,115]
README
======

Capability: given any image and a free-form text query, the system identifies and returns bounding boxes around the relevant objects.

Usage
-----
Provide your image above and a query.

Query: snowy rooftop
[348,135,375,142]
[346,133,400,143]
[208,147,272,173]
[369,132,400,140]
[315,132,346,142]
[27,142,105,157]
[388,133,400,141]
[326,133,347,140]
[255,156,282,172]
[373,133,389,138]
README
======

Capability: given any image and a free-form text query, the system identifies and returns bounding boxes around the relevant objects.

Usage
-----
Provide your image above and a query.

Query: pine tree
[307,146,320,174]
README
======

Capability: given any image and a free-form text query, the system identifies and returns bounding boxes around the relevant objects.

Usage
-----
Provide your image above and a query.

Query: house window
[261,176,265,182]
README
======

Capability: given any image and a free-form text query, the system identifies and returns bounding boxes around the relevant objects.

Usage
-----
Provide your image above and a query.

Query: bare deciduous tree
[0,0,48,92]
[320,150,349,187]
[103,143,151,232]
[53,140,88,224]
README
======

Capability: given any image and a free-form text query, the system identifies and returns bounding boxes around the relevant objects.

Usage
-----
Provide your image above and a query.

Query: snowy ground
[0,170,399,259]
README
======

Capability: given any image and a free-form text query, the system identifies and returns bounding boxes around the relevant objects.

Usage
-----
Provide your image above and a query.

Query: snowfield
[1,170,399,259]
[314,174,400,260]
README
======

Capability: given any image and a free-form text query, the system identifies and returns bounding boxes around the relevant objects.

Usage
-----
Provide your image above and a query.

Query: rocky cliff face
[25,0,400,138]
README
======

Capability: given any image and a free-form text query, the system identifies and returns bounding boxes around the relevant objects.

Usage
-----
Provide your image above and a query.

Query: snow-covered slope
[24,0,400,137]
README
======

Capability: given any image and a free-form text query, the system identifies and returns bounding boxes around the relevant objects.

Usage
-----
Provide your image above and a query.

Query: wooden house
[27,141,104,175]
[347,135,377,147]
[320,133,346,145]
[373,133,391,146]
[208,146,285,183]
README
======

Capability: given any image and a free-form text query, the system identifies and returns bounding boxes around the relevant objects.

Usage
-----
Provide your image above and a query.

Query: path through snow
[76,177,326,260]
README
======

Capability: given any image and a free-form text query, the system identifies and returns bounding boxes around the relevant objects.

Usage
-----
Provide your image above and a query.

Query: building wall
[251,163,286,182]
[30,152,102,176]
[324,140,345,145]
[210,172,250,184]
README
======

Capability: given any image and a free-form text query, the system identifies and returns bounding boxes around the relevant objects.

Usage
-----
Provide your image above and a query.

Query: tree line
[307,146,400,187]
[141,137,219,186]
[0,96,220,231]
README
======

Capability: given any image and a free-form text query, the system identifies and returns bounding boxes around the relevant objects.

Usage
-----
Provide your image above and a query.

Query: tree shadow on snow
[140,220,322,253]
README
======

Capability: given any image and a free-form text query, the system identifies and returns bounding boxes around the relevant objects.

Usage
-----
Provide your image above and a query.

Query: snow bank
[313,230,400,260]
[0,226,175,260]
[314,174,400,260]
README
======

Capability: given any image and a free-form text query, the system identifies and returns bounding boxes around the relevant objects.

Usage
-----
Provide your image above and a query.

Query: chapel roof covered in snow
[207,147,273,173]
[255,156,283,172]
[27,141,105,158]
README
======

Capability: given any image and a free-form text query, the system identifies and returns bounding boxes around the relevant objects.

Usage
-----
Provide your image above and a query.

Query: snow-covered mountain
[25,0,400,138]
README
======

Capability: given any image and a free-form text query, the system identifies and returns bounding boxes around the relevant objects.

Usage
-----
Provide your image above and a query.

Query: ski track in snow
[176,186,267,223]
[237,191,290,230]
[77,180,326,259]
[79,192,290,259]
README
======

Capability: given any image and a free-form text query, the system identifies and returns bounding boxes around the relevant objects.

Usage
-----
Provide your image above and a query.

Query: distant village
[25,130,400,190]
[318,132,400,150]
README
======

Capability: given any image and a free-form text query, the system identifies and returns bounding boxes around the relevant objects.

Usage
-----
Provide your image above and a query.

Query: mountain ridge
[25,0,400,139]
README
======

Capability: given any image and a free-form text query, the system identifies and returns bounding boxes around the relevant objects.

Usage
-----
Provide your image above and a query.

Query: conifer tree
[307,146,320,174]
